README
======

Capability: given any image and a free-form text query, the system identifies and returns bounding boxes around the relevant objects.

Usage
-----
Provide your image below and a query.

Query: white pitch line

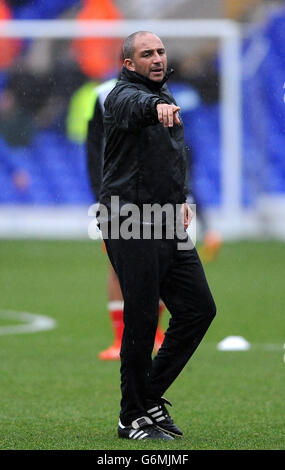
[0,309,56,336]
[253,343,284,352]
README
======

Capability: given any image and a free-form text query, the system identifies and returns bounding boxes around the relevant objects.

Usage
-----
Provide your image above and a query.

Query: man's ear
[124,58,135,71]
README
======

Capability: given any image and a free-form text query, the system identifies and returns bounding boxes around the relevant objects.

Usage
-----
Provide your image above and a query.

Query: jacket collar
[119,65,174,91]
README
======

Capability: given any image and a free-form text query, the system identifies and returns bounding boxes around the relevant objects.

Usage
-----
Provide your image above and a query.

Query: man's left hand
[181,203,193,230]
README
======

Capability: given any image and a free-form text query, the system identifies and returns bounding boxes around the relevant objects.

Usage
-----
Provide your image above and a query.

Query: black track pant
[104,233,216,426]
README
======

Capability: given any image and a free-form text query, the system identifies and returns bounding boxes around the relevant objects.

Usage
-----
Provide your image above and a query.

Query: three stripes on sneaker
[147,404,166,423]
[118,420,150,440]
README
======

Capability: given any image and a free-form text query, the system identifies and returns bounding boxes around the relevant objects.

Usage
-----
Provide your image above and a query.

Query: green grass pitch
[0,239,284,450]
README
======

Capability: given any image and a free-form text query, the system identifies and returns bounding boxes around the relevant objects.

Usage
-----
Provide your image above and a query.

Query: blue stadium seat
[11,0,80,20]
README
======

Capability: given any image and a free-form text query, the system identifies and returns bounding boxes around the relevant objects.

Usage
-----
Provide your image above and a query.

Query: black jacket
[87,96,104,201]
[99,66,188,209]
[87,78,118,201]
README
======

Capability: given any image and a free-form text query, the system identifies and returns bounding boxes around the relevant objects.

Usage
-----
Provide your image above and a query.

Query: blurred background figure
[86,75,166,360]
[0,85,35,147]
[0,0,22,70]
[71,0,124,80]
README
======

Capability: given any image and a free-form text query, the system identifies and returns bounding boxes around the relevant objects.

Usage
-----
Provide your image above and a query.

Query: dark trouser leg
[148,241,216,402]
[104,237,171,425]
[105,235,216,424]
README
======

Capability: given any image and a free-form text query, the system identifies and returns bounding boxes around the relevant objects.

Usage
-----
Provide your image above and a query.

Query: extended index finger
[168,107,174,127]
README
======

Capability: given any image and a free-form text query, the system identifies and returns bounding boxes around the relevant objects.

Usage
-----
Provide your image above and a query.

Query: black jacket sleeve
[183,145,190,200]
[104,84,166,131]
[86,98,105,201]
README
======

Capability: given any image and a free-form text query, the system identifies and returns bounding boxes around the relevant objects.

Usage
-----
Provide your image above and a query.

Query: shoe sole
[118,435,173,441]
[155,424,183,438]
[118,428,174,441]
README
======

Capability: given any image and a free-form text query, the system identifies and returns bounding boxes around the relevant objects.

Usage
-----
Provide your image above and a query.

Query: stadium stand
[6,0,80,19]
[0,3,285,210]
[242,5,285,205]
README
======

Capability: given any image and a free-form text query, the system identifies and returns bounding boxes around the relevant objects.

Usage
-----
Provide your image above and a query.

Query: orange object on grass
[0,0,22,68]
[199,231,222,264]
[71,0,123,79]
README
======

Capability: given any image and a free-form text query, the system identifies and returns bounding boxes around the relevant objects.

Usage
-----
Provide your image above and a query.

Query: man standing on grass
[97,31,216,441]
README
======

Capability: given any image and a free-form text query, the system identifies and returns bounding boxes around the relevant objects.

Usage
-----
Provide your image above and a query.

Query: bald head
[123,31,167,82]
[123,31,153,60]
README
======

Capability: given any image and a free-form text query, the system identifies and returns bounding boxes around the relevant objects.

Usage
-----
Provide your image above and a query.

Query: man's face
[126,33,167,82]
